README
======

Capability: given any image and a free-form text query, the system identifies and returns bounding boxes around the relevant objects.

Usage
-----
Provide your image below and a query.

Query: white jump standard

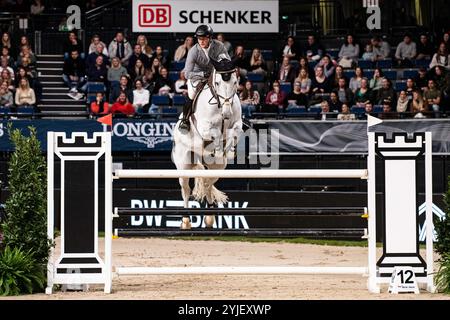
[46,131,435,294]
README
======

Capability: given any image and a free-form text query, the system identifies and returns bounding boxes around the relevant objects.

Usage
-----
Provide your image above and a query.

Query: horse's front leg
[224,122,243,159]
[179,178,192,229]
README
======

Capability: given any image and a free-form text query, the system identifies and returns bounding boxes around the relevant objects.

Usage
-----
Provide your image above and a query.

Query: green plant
[435,176,450,293]
[0,246,45,296]
[1,126,52,270]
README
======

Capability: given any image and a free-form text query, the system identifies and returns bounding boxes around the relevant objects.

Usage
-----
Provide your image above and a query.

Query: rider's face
[197,36,210,49]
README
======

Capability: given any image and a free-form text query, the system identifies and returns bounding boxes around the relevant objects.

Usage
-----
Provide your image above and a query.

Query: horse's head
[210,58,237,120]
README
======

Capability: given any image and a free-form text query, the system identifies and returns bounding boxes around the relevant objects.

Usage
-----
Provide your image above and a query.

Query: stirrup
[179,119,190,133]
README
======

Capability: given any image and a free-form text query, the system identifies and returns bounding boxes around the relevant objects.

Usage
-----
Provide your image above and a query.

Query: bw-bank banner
[132,0,279,33]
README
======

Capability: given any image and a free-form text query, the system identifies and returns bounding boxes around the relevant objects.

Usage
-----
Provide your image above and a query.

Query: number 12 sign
[388,266,420,294]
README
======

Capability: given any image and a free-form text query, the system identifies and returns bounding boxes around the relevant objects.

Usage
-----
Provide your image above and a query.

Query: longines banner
[0,119,449,153]
[132,0,279,33]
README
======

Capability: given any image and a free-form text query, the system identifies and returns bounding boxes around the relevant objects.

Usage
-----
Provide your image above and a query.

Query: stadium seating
[151,95,170,106]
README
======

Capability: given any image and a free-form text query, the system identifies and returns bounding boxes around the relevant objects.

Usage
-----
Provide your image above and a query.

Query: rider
[179,24,230,133]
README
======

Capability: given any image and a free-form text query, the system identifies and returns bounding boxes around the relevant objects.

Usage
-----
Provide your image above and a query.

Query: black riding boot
[179,98,193,133]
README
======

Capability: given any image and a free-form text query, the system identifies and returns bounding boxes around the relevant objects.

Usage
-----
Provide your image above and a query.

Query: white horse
[171,59,243,229]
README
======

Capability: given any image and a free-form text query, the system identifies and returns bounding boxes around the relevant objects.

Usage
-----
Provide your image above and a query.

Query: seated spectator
[411,89,427,117]
[277,56,296,84]
[107,57,128,84]
[175,71,188,96]
[217,33,233,57]
[0,57,14,80]
[18,36,32,56]
[149,57,162,79]
[265,80,286,111]
[430,43,450,70]
[337,103,356,120]
[362,44,375,61]
[62,50,86,93]
[1,47,15,68]
[328,91,342,112]
[332,77,353,105]
[153,45,169,68]
[338,34,360,68]
[424,79,441,115]
[15,66,41,98]
[14,78,35,109]
[88,34,109,56]
[240,80,260,117]
[303,34,324,62]
[311,66,331,94]
[153,67,174,95]
[16,45,36,68]
[136,34,153,58]
[380,99,396,119]
[395,34,417,67]
[376,78,396,105]
[281,36,299,61]
[319,100,331,120]
[129,59,146,82]
[429,65,447,90]
[248,48,267,76]
[369,68,384,92]
[286,81,307,110]
[441,32,450,52]
[405,78,416,100]
[132,79,150,112]
[108,31,133,67]
[396,90,410,114]
[142,68,156,92]
[110,91,135,116]
[315,55,336,78]
[128,44,150,72]
[1,69,14,91]
[415,67,429,92]
[371,36,391,60]
[86,55,107,83]
[174,36,194,62]
[232,45,249,77]
[110,75,133,103]
[331,65,347,89]
[90,92,110,115]
[354,78,372,107]
[416,34,434,60]
[294,67,311,95]
[349,67,364,93]
[86,43,109,70]
[235,67,246,94]
[63,31,84,60]
[297,56,313,75]
[0,81,13,108]
[1,32,11,51]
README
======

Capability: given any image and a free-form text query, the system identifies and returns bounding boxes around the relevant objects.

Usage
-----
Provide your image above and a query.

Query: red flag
[97,114,112,127]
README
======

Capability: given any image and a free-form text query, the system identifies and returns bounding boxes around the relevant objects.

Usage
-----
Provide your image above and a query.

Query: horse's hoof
[204,215,215,228]
[181,217,191,229]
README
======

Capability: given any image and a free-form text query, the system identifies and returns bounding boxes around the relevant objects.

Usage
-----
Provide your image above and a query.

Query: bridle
[208,68,237,110]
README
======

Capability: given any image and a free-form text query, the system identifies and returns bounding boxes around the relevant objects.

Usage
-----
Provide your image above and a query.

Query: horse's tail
[192,163,228,205]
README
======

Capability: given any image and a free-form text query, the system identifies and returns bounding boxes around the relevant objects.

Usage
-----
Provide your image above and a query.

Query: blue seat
[308,61,318,69]
[373,105,384,113]
[365,70,374,79]
[350,106,365,114]
[151,95,170,105]
[86,82,105,93]
[414,59,431,68]
[247,72,264,82]
[403,69,419,79]
[286,106,306,113]
[261,50,273,61]
[171,61,185,71]
[327,49,339,58]
[161,107,178,118]
[172,94,186,106]
[377,59,393,69]
[357,60,374,69]
[344,70,356,79]
[280,82,292,94]
[168,71,180,82]
[383,70,397,80]
[0,106,10,114]
[308,106,322,113]
[395,81,407,92]
[18,106,34,114]
[87,95,97,104]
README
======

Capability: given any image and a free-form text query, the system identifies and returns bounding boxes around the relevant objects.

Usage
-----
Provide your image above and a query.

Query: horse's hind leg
[179,177,192,229]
